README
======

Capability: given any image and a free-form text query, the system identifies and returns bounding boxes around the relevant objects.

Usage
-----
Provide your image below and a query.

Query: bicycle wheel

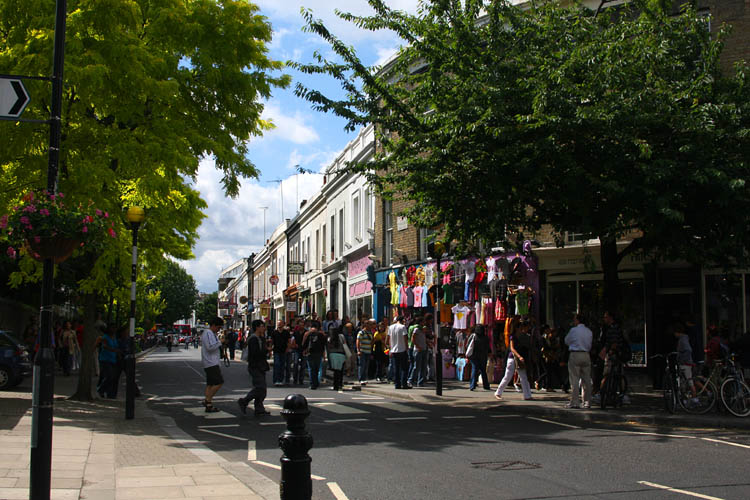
[681,376,716,414]
[663,375,677,414]
[720,377,750,417]
[601,373,617,410]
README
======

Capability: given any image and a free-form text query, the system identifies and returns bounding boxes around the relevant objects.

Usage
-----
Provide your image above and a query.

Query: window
[301,240,305,268]
[384,200,393,267]
[364,188,372,232]
[419,228,435,260]
[315,230,320,269]
[339,208,344,257]
[322,225,326,264]
[331,215,336,259]
[352,193,361,242]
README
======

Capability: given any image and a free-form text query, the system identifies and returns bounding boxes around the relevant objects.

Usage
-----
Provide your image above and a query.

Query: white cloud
[183,158,325,292]
[259,101,320,145]
[373,45,400,67]
[256,0,421,46]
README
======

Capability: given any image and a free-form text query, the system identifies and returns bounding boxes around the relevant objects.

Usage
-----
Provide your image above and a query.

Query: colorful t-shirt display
[451,305,470,330]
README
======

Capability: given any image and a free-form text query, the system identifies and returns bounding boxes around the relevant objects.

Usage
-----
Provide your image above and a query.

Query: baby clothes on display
[486,256,498,282]
[415,266,426,286]
[406,266,417,286]
[495,300,507,321]
[451,304,471,330]
[464,259,476,283]
[516,288,530,316]
[455,330,467,356]
[399,285,408,308]
[391,283,399,306]
[414,286,423,308]
[442,283,454,304]
[424,265,434,287]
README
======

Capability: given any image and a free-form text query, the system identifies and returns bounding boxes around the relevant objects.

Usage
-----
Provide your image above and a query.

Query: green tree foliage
[292,0,750,311]
[195,290,218,323]
[149,260,197,325]
[0,0,288,398]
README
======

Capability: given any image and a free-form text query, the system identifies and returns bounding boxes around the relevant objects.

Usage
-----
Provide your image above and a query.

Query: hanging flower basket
[24,236,81,263]
[1,190,117,261]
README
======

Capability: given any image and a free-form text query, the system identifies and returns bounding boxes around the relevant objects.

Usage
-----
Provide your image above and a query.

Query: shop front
[346,249,374,322]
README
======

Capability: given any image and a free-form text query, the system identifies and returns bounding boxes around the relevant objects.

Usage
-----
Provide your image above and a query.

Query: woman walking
[373,322,388,382]
[326,326,347,391]
[494,319,533,400]
[61,321,79,376]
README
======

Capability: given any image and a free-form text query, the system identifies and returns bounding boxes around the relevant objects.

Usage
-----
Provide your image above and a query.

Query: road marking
[263,397,335,401]
[701,437,750,449]
[312,403,368,414]
[198,424,240,429]
[323,418,369,423]
[252,460,281,471]
[385,416,427,421]
[605,429,696,439]
[490,414,521,418]
[259,422,286,426]
[352,396,383,400]
[638,481,724,500]
[327,482,350,500]
[182,360,205,379]
[251,460,326,481]
[370,402,424,413]
[442,415,475,419]
[198,428,245,441]
[528,417,580,429]
[247,440,256,461]
[184,407,234,419]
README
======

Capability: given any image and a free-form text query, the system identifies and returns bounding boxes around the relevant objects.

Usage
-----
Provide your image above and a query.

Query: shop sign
[218,301,230,308]
[286,301,297,312]
[315,277,323,289]
[397,216,408,231]
[347,250,372,278]
[348,280,373,298]
[260,304,270,317]
[288,261,305,274]
[269,275,279,285]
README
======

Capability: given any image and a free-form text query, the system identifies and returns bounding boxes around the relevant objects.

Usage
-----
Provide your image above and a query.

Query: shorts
[204,365,224,386]
[679,364,694,385]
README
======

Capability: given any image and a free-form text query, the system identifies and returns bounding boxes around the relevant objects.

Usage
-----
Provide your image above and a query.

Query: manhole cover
[471,460,541,471]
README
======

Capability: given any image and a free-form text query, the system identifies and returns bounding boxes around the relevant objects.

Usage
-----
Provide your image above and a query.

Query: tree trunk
[69,293,99,401]
[600,236,621,316]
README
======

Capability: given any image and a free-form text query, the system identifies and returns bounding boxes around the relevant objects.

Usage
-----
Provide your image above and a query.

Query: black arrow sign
[8,80,28,115]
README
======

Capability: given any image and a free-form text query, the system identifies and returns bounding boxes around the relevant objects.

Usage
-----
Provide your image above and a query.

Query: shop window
[339,208,344,257]
[384,200,393,267]
[419,228,435,260]
[548,281,578,331]
[706,274,743,338]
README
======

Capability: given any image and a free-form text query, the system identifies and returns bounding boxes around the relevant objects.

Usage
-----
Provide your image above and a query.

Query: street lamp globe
[126,206,145,224]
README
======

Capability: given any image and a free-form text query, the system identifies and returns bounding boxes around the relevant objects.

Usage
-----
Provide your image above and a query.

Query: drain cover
[471,460,541,471]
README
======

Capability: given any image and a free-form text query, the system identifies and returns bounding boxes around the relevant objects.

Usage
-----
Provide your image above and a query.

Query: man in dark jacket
[237,320,271,416]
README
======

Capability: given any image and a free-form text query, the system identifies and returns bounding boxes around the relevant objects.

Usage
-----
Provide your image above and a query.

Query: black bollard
[278,394,313,500]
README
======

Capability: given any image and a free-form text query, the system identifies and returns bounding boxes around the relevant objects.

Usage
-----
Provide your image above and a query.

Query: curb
[360,384,750,431]
[135,345,158,360]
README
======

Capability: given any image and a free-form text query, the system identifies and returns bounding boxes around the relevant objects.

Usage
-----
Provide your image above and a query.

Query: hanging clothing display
[424,265,434,287]
[451,304,470,330]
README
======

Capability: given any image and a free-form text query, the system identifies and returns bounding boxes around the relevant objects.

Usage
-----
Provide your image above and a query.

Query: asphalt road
[139,346,750,500]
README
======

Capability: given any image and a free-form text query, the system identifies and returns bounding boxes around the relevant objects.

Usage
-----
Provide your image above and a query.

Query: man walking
[564,313,593,409]
[238,320,271,416]
[357,319,375,385]
[200,317,225,412]
[271,320,289,386]
[388,316,409,389]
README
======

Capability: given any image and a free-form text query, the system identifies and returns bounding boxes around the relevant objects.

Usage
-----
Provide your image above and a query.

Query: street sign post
[0,78,30,119]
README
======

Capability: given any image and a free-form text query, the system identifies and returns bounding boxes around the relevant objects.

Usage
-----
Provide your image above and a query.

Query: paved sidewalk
[358,377,750,431]
[0,351,277,500]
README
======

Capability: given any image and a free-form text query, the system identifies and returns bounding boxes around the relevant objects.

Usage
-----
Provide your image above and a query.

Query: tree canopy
[195,290,218,323]
[292,0,750,310]
[0,0,288,397]
[149,260,197,325]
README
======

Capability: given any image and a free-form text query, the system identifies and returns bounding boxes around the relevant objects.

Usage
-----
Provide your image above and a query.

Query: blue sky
[182,0,421,292]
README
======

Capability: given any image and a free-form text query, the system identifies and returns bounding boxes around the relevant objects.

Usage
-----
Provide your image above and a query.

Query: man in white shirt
[564,313,593,409]
[200,317,225,412]
[387,315,409,389]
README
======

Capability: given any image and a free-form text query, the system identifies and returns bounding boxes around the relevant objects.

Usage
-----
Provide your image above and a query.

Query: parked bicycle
[600,353,628,409]
[719,353,750,417]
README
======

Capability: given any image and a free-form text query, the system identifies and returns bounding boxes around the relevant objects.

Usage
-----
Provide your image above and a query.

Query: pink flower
[104,212,109,218]
[20,216,30,225]
[6,247,16,259]
[108,228,117,238]
[0,215,7,229]
[95,209,102,216]
[58,193,64,198]
[24,204,36,213]
[39,209,50,216]
[82,226,88,233]
[49,194,56,201]
[34,236,41,243]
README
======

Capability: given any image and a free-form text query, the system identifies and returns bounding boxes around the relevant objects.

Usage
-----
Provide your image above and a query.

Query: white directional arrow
[0,78,30,119]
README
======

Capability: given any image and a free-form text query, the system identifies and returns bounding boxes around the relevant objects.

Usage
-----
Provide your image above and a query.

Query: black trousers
[241,368,268,412]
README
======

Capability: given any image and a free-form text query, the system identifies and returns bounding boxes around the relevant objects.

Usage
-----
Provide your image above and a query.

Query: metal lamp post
[125,206,145,420]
